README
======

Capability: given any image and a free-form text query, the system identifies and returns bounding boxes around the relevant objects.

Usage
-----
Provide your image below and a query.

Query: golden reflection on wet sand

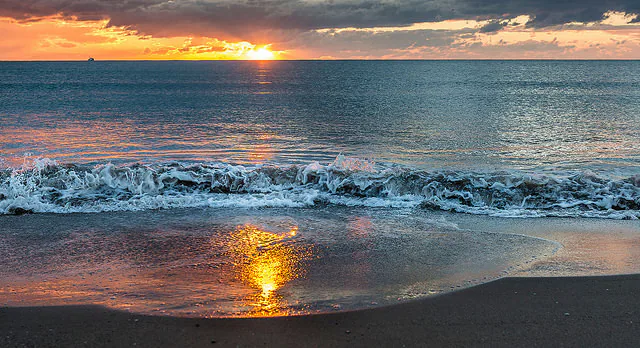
[0,223,312,317]
[228,224,308,317]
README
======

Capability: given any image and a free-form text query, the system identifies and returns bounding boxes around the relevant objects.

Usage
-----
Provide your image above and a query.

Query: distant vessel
[88,57,95,62]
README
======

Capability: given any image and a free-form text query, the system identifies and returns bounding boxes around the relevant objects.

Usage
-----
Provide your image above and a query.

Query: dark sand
[1,275,638,347]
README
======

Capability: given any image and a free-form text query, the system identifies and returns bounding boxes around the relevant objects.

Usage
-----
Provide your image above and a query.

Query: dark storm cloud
[295,28,466,53]
[478,20,506,33]
[1,0,639,37]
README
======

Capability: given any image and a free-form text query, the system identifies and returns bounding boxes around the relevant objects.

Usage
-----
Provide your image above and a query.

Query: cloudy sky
[1,0,639,59]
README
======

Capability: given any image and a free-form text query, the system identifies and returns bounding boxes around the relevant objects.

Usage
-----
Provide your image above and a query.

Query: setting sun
[247,47,275,60]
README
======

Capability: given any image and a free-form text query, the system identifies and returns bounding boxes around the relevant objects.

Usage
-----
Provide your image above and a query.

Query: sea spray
[0,156,638,218]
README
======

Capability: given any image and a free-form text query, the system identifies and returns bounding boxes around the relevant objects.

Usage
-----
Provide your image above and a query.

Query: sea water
[0,61,639,316]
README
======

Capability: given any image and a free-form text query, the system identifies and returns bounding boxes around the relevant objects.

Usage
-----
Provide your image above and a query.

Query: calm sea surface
[2,60,639,173]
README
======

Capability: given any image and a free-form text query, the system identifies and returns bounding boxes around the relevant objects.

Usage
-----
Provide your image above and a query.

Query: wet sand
[1,274,638,348]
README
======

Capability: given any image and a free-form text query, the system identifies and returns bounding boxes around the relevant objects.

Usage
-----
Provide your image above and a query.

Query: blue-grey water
[1,61,639,317]
[2,61,640,171]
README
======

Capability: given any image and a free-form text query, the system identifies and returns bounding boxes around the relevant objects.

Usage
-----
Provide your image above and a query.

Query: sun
[247,47,275,60]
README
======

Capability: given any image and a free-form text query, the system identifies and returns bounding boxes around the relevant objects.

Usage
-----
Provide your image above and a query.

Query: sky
[1,0,639,60]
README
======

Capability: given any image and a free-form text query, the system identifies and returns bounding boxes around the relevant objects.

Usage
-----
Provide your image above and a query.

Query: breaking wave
[1,156,639,219]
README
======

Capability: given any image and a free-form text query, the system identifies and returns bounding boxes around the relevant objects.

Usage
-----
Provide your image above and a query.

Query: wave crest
[1,156,638,218]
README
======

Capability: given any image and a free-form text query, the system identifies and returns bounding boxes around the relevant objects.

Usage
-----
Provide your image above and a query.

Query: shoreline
[2,274,638,347]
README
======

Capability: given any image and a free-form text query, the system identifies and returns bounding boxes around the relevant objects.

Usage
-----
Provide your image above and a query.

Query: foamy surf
[0,156,638,219]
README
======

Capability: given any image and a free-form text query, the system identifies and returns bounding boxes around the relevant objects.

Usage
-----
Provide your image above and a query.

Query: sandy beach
[2,274,638,347]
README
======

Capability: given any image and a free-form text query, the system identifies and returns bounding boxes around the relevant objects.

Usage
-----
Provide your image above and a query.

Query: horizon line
[1,58,640,62]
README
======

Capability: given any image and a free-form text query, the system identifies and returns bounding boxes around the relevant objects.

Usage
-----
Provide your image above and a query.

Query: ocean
[1,61,639,317]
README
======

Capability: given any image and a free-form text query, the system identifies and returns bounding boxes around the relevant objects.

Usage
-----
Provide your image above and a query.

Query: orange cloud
[0,16,287,60]
[1,11,639,60]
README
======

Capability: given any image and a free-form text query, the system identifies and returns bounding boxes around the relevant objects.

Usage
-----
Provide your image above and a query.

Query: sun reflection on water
[227,224,307,317]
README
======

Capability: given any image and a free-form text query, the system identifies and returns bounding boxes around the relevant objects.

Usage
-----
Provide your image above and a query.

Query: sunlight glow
[0,16,286,60]
[247,47,276,60]
[2,10,640,60]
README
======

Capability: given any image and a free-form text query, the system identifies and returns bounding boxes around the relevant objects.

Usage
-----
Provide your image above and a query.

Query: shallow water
[0,207,559,317]
[2,208,638,317]
[446,212,640,277]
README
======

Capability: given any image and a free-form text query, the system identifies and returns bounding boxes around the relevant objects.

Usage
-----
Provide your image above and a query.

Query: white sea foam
[0,156,638,218]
